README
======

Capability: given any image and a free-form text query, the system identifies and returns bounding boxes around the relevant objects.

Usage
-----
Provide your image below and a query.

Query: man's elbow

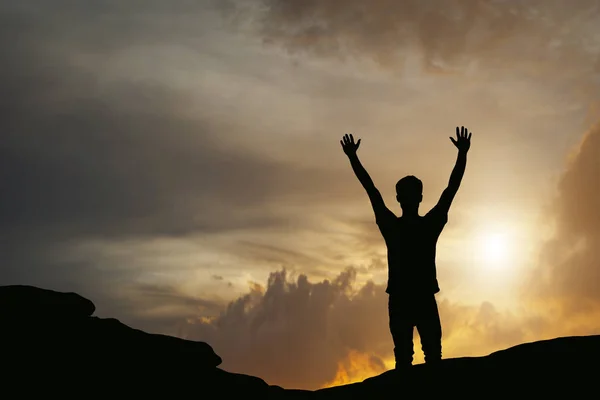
[444,184,459,196]
[362,180,378,194]
[439,188,456,206]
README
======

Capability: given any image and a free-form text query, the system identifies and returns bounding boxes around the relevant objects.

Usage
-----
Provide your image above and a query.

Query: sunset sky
[2,0,600,390]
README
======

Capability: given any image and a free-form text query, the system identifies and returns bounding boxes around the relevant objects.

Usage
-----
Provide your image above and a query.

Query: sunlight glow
[483,233,508,261]
[321,350,387,388]
[476,231,512,268]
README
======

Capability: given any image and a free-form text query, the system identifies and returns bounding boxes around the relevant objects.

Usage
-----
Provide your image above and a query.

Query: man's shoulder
[376,208,398,224]
[425,205,448,222]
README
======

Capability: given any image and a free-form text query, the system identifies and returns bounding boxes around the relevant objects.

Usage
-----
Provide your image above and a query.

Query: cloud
[525,121,600,324]
[224,0,600,77]
[105,283,227,335]
[0,1,345,288]
[0,67,330,241]
[181,267,546,389]
[184,267,385,389]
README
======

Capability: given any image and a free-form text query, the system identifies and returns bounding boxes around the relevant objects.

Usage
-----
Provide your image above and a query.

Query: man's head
[395,175,423,208]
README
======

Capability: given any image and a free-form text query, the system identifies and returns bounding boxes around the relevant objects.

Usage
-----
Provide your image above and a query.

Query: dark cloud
[0,71,321,241]
[4,1,216,51]
[180,267,541,389]
[185,268,377,389]
[526,121,600,316]
[224,0,600,76]
[185,267,389,389]
[130,283,220,310]
[103,283,226,335]
[0,1,341,287]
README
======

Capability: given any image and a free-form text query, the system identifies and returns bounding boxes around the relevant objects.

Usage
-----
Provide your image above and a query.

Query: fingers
[342,134,349,146]
[342,133,360,146]
[456,126,464,139]
[450,136,457,146]
[456,126,472,139]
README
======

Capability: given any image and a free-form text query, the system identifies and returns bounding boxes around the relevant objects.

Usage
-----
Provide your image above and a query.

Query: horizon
[2,0,600,390]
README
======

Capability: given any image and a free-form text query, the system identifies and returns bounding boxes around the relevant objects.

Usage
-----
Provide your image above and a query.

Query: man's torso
[377,208,447,295]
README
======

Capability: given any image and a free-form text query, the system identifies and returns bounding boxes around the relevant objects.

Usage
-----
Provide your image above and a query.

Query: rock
[0,285,221,370]
[0,285,95,319]
[314,335,600,398]
[2,284,599,398]
[84,317,223,368]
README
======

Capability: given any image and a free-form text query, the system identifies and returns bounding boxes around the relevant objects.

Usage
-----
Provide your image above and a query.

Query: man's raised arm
[435,126,472,214]
[340,133,393,222]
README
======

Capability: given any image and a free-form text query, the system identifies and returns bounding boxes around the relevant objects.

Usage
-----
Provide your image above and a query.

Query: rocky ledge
[1,285,598,398]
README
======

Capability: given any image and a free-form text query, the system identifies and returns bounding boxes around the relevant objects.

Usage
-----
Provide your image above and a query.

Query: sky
[2,0,600,390]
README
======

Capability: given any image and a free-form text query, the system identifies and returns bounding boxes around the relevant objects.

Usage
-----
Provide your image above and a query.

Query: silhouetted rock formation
[314,334,600,398]
[0,285,96,319]
[2,285,598,398]
[2,285,262,397]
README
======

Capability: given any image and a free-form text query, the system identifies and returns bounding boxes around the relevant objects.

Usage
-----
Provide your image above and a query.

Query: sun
[476,231,512,267]
[482,233,507,261]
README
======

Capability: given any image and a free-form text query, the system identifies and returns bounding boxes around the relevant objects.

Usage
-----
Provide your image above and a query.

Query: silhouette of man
[340,126,472,369]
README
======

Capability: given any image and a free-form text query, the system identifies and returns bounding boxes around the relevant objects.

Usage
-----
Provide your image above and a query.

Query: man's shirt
[376,206,448,296]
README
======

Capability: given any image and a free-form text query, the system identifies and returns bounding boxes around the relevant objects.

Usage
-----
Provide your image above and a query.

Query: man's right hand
[340,133,361,156]
[450,126,472,154]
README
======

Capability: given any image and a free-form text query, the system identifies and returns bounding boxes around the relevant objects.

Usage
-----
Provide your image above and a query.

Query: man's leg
[388,295,415,369]
[415,295,442,364]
